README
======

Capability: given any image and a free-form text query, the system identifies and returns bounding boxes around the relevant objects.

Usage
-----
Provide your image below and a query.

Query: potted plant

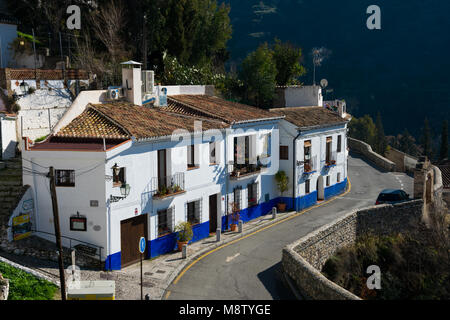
[229,202,240,231]
[174,221,193,251]
[275,171,289,212]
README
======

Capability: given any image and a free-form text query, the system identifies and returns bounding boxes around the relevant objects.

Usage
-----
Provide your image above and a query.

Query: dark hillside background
[225,0,450,138]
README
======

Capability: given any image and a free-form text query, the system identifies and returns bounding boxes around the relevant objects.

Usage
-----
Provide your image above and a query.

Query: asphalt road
[166,154,414,300]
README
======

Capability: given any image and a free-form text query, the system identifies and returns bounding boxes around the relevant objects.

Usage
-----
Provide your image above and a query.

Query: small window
[337,135,342,153]
[337,173,341,183]
[280,146,289,160]
[157,207,174,237]
[187,200,201,225]
[247,182,259,207]
[113,167,125,187]
[326,176,330,187]
[55,170,75,187]
[70,216,87,231]
[305,179,310,194]
[233,187,242,210]
[209,142,217,164]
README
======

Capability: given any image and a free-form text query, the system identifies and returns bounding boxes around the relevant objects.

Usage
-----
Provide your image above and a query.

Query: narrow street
[166,154,414,300]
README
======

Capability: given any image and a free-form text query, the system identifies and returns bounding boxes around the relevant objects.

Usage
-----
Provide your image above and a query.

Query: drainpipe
[224,128,229,231]
[292,130,302,212]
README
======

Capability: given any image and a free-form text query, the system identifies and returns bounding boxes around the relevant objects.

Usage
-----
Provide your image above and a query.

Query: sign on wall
[12,214,32,241]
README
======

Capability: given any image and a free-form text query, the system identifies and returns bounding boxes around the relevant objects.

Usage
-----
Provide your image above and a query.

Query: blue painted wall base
[104,178,348,270]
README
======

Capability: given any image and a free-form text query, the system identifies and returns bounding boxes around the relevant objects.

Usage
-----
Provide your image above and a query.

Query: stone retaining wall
[348,137,396,171]
[0,274,9,300]
[282,199,424,300]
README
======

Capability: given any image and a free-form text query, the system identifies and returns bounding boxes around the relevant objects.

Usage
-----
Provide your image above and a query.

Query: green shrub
[0,261,58,300]
[174,221,193,242]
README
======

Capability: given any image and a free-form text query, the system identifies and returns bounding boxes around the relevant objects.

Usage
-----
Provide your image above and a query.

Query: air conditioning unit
[142,70,154,94]
[107,87,124,100]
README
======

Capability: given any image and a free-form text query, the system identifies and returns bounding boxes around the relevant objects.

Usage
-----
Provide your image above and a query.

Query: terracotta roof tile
[167,95,283,124]
[55,101,228,140]
[270,107,348,129]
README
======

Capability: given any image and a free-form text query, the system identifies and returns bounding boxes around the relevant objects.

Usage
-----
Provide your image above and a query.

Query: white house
[269,105,350,211]
[21,63,284,270]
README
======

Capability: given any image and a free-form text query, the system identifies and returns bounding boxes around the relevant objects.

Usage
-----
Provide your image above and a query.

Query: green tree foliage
[421,118,433,159]
[272,39,305,86]
[439,120,449,161]
[348,115,377,148]
[396,129,421,157]
[375,112,388,156]
[240,43,277,108]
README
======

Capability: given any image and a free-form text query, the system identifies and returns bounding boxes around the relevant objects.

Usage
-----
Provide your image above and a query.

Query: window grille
[186,199,202,225]
[157,206,174,237]
[55,170,75,187]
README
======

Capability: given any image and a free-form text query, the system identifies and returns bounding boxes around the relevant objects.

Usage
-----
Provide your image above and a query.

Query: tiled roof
[56,107,130,139]
[167,95,283,124]
[55,102,228,140]
[269,106,348,129]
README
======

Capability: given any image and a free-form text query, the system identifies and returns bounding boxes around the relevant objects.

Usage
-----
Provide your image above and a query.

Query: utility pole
[49,167,67,300]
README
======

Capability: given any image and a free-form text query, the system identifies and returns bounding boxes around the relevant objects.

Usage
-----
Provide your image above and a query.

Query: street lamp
[120,183,131,197]
[19,81,29,94]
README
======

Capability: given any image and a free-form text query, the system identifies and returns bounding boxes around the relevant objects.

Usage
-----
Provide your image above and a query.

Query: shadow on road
[257,262,296,300]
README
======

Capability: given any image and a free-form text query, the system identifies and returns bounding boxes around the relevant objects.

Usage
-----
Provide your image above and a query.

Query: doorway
[317,176,324,201]
[209,194,218,233]
[120,214,148,268]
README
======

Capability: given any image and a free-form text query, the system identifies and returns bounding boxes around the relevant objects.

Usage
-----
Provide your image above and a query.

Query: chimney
[121,61,142,106]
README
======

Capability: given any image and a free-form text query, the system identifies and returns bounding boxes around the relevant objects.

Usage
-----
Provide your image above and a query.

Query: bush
[321,229,450,300]
[0,262,58,300]
[174,221,193,242]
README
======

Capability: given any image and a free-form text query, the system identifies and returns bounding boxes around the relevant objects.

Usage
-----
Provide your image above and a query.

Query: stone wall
[385,147,418,174]
[348,137,396,171]
[282,199,424,300]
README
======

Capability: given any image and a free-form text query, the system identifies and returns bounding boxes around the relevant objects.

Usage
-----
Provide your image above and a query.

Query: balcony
[229,162,264,180]
[303,156,318,175]
[151,172,186,200]
[325,152,338,168]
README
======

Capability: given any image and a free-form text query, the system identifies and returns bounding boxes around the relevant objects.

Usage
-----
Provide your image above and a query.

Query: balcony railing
[151,172,186,199]
[325,151,338,167]
[229,161,264,180]
[303,155,318,175]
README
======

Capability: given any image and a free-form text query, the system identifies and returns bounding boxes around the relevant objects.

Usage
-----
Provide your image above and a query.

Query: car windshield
[378,192,401,201]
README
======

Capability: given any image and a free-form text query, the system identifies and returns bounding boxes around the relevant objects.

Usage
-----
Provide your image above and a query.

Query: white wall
[22,149,108,257]
[284,86,323,107]
[0,116,17,159]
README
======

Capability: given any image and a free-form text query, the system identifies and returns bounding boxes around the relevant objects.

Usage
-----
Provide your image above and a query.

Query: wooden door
[120,214,148,268]
[157,149,167,190]
[209,194,218,233]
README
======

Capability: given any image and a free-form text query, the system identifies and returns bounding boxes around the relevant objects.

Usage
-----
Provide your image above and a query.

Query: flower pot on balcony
[277,202,287,212]
[177,241,188,252]
[304,163,312,172]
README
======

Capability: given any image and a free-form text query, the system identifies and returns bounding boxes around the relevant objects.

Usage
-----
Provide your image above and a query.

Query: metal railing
[150,172,185,198]
[27,229,103,265]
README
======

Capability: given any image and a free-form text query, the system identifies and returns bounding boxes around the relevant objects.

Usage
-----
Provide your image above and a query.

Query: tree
[398,129,420,156]
[375,112,387,156]
[89,0,131,85]
[240,43,277,108]
[272,39,305,85]
[439,120,449,161]
[421,118,433,159]
[348,115,377,148]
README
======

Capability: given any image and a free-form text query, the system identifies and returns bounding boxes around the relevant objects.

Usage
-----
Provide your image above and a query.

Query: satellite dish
[320,79,328,88]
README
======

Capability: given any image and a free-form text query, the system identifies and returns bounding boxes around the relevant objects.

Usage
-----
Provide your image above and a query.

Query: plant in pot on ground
[174,221,193,251]
[229,202,240,231]
[275,170,289,212]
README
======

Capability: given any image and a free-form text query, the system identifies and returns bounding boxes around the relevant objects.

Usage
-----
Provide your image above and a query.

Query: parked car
[375,189,410,205]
